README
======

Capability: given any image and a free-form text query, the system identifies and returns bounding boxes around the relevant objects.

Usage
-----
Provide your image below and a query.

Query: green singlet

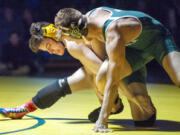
[88,7,179,84]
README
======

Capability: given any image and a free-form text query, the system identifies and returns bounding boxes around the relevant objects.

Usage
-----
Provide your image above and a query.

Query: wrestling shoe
[0,100,37,119]
[88,97,124,122]
[0,107,28,119]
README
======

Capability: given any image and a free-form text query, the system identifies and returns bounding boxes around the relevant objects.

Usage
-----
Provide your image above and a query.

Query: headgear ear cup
[68,16,88,39]
[41,24,60,41]
[69,23,82,38]
[77,16,87,30]
[77,17,84,30]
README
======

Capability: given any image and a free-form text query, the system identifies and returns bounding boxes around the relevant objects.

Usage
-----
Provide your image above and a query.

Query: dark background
[0,0,179,84]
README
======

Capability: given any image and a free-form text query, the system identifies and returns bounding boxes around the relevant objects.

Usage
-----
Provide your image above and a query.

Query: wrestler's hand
[93,120,112,133]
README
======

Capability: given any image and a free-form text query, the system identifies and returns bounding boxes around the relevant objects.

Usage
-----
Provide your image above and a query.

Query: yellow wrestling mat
[0,76,180,135]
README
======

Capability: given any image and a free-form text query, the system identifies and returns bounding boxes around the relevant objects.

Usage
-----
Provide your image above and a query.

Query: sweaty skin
[38,37,122,116]
[38,24,154,132]
[84,9,142,131]
[43,8,142,132]
[41,7,180,132]
[39,11,153,132]
[55,8,142,132]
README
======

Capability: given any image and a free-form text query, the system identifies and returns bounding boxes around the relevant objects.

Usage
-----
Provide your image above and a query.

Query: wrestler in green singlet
[89,7,179,84]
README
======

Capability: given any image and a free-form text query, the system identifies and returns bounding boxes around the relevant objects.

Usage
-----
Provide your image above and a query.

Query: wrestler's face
[39,38,65,55]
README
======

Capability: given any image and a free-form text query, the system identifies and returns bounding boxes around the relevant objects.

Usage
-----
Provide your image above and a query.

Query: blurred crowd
[0,0,179,76]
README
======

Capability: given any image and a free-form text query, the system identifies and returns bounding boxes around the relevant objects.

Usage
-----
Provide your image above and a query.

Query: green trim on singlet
[88,7,179,74]
[100,6,154,41]
[88,8,97,17]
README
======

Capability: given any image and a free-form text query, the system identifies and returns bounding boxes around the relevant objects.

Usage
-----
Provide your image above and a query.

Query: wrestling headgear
[67,16,88,39]
[41,24,60,41]
[41,17,90,45]
[58,16,90,44]
[57,16,88,39]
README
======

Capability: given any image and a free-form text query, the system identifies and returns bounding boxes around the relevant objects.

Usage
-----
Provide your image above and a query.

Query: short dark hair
[29,22,50,53]
[54,8,82,28]
[29,35,44,53]
[30,21,50,36]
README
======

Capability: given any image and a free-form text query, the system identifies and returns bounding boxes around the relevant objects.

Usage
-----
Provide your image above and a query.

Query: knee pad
[32,78,71,109]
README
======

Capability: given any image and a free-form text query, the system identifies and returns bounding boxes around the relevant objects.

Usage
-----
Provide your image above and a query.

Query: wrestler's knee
[162,51,180,87]
[171,75,180,87]
[134,112,156,127]
[134,96,156,127]
[136,95,156,114]
[129,95,156,126]
[175,74,180,87]
[171,71,180,87]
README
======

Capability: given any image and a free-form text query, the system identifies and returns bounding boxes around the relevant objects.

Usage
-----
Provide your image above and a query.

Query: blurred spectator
[0,31,43,76]
[0,0,179,79]
[1,7,25,38]
[167,8,177,35]
[0,7,25,60]
[22,8,33,41]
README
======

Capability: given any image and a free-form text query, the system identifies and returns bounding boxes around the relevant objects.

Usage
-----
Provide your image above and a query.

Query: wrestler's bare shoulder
[106,17,142,43]
[85,8,111,28]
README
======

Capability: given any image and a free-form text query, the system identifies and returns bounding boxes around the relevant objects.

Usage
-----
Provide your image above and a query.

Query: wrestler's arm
[65,40,103,75]
[94,18,142,132]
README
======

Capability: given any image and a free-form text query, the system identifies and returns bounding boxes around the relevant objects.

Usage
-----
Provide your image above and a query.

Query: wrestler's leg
[126,83,156,126]
[121,67,156,126]
[153,30,180,87]
[67,67,94,92]
[0,67,94,119]
[162,51,180,87]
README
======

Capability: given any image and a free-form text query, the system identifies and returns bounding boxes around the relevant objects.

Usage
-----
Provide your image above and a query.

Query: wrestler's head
[29,35,65,55]
[29,22,65,55]
[54,8,88,39]
[30,22,59,40]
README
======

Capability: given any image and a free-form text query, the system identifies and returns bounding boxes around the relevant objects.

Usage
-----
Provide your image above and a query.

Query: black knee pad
[32,78,71,109]
[134,113,156,127]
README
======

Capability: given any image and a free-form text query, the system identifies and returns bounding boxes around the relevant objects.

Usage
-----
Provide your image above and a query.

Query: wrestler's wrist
[98,112,108,124]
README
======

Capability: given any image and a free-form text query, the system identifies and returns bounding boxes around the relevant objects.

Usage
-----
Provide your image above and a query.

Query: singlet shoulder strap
[88,7,103,17]
[88,9,96,17]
